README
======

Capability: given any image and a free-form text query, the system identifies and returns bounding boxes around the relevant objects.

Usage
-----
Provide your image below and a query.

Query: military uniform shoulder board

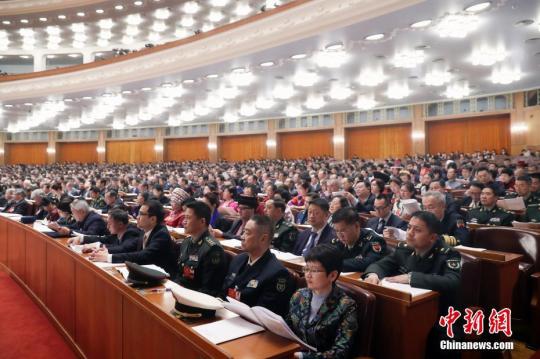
[331,238,339,245]
[371,242,382,253]
[397,242,408,248]
[442,235,458,247]
[439,246,450,254]
[205,237,217,246]
[456,218,465,228]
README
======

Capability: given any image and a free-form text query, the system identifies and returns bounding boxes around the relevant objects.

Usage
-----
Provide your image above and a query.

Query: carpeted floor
[0,271,76,359]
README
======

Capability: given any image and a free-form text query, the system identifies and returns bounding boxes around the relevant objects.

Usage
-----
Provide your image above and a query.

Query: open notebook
[222,297,316,351]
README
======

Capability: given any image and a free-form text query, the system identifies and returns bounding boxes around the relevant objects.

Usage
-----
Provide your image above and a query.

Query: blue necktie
[302,231,318,257]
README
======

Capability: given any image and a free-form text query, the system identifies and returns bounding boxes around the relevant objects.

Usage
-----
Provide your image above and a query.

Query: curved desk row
[0,216,299,359]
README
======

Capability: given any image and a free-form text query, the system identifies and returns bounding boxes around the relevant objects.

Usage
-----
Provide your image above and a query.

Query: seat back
[472,227,540,269]
[336,280,376,357]
[459,252,482,308]
[223,249,237,272]
[287,268,306,291]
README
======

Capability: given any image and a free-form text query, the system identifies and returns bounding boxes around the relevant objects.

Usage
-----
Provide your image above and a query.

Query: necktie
[302,231,318,257]
[142,233,149,249]
[376,219,385,234]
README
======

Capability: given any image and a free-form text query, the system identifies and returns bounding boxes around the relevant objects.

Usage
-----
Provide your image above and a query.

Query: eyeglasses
[138,211,149,217]
[302,267,326,274]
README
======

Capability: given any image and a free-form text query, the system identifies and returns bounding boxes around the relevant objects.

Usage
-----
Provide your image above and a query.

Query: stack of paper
[380,279,431,298]
[497,197,525,211]
[270,249,304,261]
[192,316,265,344]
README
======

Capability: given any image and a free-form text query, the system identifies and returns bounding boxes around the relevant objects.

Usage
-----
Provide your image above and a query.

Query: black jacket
[222,250,294,316]
[83,224,143,254]
[112,224,177,276]
[366,213,408,234]
[3,199,30,215]
[69,211,108,236]
[293,223,336,256]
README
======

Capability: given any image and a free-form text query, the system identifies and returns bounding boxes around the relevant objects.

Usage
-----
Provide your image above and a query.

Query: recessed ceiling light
[77,12,85,17]
[141,87,152,91]
[183,79,195,84]
[82,96,93,100]
[4,104,13,108]
[260,61,275,67]
[364,33,384,41]
[465,2,491,13]
[68,53,81,58]
[58,15,66,19]
[19,55,31,59]
[115,5,124,10]
[134,0,143,5]
[2,21,10,25]
[290,53,307,60]
[206,74,219,79]
[20,19,29,24]
[46,55,56,59]
[410,19,432,28]
[39,17,47,22]
[325,42,343,51]
[24,102,33,106]
[122,90,133,94]
[96,9,104,14]
[63,98,73,102]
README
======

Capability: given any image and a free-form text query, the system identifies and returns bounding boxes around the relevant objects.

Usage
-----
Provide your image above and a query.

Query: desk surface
[0,217,300,359]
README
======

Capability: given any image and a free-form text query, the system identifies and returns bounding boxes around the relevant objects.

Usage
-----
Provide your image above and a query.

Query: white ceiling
[1,0,540,132]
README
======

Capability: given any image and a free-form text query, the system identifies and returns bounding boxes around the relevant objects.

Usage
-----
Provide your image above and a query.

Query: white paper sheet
[270,249,303,261]
[497,197,525,211]
[401,199,421,215]
[220,239,242,248]
[380,279,431,298]
[192,316,264,344]
[454,245,487,252]
[32,222,56,233]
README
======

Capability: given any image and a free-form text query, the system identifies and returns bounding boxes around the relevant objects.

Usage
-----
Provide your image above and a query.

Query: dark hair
[516,175,531,184]
[138,192,150,201]
[143,200,166,223]
[223,185,237,198]
[271,199,287,213]
[185,200,211,226]
[332,207,359,226]
[250,215,274,240]
[332,195,350,210]
[500,168,514,176]
[106,190,118,198]
[90,186,101,194]
[153,184,164,192]
[370,178,385,193]
[389,178,402,187]
[275,188,291,203]
[410,211,442,235]
[305,244,343,278]
[108,208,129,225]
[203,192,220,208]
[308,198,329,213]
[374,194,391,207]
[401,182,416,194]
[469,181,485,190]
[299,182,311,191]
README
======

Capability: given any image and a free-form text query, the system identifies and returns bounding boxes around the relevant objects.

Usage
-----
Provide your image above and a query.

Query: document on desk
[380,279,431,298]
[224,297,316,351]
[270,249,303,261]
[220,239,242,248]
[497,197,525,211]
[454,245,486,252]
[32,222,56,233]
[0,213,22,219]
[192,316,264,344]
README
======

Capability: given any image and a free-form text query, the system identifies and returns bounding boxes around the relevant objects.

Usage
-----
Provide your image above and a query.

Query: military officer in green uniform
[507,175,540,207]
[89,186,106,210]
[264,199,298,253]
[363,211,461,313]
[523,204,540,223]
[467,185,515,226]
[331,207,386,272]
[175,201,226,297]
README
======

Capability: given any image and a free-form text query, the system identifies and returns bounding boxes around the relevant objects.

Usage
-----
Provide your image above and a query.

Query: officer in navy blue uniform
[330,207,387,272]
[423,191,470,246]
[222,215,293,316]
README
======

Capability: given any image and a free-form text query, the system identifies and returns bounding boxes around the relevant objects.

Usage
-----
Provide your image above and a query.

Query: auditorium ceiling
[0,0,539,132]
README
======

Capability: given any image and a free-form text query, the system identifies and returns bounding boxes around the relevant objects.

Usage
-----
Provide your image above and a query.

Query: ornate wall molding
[0,0,422,101]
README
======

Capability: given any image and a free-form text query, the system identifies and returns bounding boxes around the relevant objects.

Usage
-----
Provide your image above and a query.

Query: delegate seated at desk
[68,208,142,254]
[49,199,107,236]
[222,215,294,317]
[90,200,177,276]
[287,244,358,359]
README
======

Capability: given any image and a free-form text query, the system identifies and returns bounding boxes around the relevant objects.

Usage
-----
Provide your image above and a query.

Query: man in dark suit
[293,198,337,256]
[90,200,177,276]
[214,195,258,239]
[48,199,107,236]
[222,215,294,316]
[3,189,30,215]
[102,190,125,214]
[69,209,142,254]
[366,195,408,234]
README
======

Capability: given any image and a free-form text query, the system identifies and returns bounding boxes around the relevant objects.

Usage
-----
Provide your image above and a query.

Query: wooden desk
[339,273,439,359]
[0,217,299,359]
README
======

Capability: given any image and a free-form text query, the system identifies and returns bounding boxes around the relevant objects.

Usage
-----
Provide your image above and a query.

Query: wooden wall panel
[165,137,209,161]
[0,219,6,264]
[219,134,267,161]
[25,231,46,302]
[278,130,333,159]
[7,225,26,281]
[346,124,412,159]
[6,142,47,165]
[427,115,510,154]
[106,140,156,163]
[57,141,98,163]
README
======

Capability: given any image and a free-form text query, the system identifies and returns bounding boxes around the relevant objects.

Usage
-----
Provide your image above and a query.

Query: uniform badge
[355,254,364,260]
[274,233,279,238]
[276,278,287,293]
[211,252,221,265]
[456,219,465,228]
[247,279,259,288]
[228,287,241,300]
[189,254,199,262]
[489,218,501,223]
[182,265,195,280]
[447,259,461,270]
[371,242,382,253]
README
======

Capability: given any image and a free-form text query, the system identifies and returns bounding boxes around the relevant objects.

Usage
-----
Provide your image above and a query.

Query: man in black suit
[48,199,108,236]
[90,200,177,276]
[222,215,293,316]
[3,189,30,215]
[102,190,125,214]
[366,195,408,235]
[69,209,142,254]
[293,198,337,256]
